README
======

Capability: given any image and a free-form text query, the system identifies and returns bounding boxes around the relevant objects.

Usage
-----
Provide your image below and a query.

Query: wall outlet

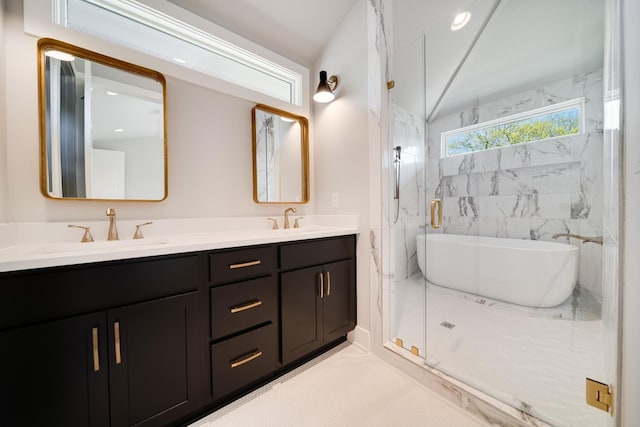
[332,193,340,208]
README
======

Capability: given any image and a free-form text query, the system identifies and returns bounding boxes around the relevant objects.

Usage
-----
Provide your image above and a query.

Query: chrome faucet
[552,233,603,245]
[283,207,297,229]
[106,208,119,241]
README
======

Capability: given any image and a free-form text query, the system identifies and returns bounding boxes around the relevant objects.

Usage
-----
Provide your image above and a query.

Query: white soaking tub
[416,234,579,308]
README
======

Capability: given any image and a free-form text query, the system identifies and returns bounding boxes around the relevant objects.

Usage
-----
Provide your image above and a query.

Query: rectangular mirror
[38,38,167,201]
[252,104,309,203]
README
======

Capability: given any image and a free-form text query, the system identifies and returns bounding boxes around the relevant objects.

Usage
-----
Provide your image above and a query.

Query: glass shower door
[387,34,427,358]
[417,0,620,425]
[387,0,620,423]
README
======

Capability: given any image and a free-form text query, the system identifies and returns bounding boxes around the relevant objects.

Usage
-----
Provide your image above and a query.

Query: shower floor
[390,274,608,427]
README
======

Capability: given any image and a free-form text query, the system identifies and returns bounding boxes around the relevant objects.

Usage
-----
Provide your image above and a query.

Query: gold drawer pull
[319,272,324,298]
[326,271,331,296]
[229,260,261,270]
[230,300,263,314]
[230,350,263,368]
[92,327,100,372]
[114,321,122,365]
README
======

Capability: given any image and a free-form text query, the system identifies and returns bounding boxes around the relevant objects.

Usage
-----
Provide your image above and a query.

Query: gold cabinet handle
[318,272,324,298]
[430,199,443,229]
[229,260,261,270]
[229,300,263,314]
[230,350,263,368]
[326,271,331,296]
[92,327,100,372]
[114,321,122,365]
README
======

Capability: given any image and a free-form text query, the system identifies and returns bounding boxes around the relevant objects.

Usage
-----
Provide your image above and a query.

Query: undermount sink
[2,237,170,258]
[273,226,327,234]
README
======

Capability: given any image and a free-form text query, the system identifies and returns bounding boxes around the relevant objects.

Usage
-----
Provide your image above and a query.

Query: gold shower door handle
[430,199,443,229]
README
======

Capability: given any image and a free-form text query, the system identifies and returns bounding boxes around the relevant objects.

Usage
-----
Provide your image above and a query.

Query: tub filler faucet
[552,233,603,245]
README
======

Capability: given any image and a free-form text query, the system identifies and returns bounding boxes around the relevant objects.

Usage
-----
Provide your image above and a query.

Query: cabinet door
[0,312,109,427]
[281,265,323,365]
[108,292,202,427]
[323,259,356,344]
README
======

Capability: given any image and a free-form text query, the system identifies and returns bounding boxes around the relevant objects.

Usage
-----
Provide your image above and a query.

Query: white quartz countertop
[0,216,359,273]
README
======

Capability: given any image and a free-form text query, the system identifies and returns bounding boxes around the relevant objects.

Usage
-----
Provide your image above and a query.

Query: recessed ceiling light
[106,91,118,96]
[44,50,75,61]
[451,11,471,31]
[173,57,187,64]
[114,129,124,132]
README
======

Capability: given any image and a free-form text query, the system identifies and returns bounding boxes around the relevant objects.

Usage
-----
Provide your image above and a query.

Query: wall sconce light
[313,70,339,103]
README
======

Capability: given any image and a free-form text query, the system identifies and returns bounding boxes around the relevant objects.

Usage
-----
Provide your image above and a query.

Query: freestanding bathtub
[416,234,579,308]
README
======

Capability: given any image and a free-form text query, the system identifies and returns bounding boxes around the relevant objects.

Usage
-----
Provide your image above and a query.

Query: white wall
[94,137,164,200]
[1,0,315,223]
[0,1,8,223]
[313,0,370,333]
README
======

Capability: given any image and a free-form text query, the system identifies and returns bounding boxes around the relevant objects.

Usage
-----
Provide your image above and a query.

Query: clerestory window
[441,98,585,158]
[52,0,303,106]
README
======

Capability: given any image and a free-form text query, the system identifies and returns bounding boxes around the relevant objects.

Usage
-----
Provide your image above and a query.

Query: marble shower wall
[426,70,604,300]
[388,104,426,282]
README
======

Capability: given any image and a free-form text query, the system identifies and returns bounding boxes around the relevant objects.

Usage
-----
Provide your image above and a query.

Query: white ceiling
[393,0,604,119]
[167,0,359,67]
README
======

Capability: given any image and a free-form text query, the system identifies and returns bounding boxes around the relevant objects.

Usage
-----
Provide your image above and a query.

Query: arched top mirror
[37,38,167,201]
[252,104,309,204]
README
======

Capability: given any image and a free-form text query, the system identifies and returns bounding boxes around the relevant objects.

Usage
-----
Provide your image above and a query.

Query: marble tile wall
[388,105,426,282]
[426,70,604,300]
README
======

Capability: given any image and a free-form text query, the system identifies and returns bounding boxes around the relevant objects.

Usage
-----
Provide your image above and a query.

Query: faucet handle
[293,217,304,228]
[68,225,95,242]
[267,217,279,230]
[106,208,116,216]
[133,222,153,239]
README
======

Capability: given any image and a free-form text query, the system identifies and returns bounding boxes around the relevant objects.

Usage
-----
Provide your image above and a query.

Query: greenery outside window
[442,98,585,158]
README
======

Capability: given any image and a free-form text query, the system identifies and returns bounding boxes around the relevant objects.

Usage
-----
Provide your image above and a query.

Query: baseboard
[347,325,370,351]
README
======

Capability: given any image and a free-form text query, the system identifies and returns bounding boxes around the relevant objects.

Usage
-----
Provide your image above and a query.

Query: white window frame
[44,0,303,106]
[441,98,586,158]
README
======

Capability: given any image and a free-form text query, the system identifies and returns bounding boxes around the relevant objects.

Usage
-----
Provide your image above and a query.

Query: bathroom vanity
[0,230,356,427]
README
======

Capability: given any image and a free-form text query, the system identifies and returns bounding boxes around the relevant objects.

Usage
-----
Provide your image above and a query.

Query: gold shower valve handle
[430,199,443,229]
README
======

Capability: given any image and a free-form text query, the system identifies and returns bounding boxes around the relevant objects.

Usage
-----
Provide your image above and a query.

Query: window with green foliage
[442,99,584,157]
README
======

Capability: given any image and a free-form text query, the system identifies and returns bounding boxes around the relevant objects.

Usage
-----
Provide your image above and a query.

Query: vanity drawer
[280,235,356,271]
[0,254,201,330]
[210,276,277,340]
[211,323,278,400]
[209,246,276,285]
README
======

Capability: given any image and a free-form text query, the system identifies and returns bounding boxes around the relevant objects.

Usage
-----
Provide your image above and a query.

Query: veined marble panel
[425,71,604,302]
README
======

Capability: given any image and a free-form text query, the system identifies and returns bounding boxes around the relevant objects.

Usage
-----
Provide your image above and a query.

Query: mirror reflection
[252,104,309,203]
[38,39,167,201]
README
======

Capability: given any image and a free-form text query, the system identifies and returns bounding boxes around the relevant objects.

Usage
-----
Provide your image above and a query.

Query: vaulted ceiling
[167,0,359,67]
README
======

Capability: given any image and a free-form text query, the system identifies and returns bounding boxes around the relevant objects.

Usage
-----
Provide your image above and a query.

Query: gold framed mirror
[37,38,168,201]
[252,104,309,203]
